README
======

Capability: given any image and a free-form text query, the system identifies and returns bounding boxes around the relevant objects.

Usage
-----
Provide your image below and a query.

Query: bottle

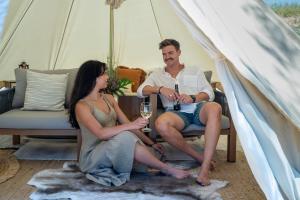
[173,83,181,111]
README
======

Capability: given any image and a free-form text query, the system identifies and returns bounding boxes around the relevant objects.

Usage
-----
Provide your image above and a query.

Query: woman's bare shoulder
[103,94,116,103]
[75,100,91,111]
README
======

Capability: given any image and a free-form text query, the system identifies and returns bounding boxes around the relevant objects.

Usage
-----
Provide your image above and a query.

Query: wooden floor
[0,160,64,200]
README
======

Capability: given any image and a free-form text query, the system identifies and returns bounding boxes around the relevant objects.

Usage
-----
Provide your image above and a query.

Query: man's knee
[155,118,170,134]
[155,117,178,138]
[206,102,222,119]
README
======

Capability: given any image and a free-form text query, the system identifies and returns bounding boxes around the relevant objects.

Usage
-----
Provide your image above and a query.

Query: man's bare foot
[162,167,190,179]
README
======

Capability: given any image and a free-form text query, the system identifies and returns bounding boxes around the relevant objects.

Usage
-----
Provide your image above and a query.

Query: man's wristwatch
[190,95,196,103]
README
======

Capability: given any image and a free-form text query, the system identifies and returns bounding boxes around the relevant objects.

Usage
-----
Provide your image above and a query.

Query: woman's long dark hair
[69,60,106,128]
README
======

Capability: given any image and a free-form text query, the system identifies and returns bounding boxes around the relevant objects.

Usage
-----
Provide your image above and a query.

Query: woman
[69,60,190,186]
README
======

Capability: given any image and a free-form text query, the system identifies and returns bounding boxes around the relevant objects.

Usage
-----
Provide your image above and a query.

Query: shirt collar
[162,64,185,78]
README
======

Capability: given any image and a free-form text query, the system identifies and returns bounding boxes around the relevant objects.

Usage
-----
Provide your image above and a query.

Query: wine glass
[140,102,152,132]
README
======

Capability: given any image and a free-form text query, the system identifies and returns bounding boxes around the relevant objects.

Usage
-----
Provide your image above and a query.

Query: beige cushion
[204,71,212,83]
[22,71,68,111]
[0,109,73,129]
[12,68,78,108]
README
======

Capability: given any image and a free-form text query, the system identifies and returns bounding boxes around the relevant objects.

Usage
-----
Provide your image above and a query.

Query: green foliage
[105,63,132,96]
[105,76,131,97]
[271,4,300,36]
[272,5,300,17]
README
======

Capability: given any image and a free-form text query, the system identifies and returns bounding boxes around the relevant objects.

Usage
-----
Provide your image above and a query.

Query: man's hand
[178,93,193,104]
[160,87,179,101]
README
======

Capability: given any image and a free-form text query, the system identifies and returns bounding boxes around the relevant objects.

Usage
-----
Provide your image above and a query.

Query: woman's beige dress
[78,97,141,186]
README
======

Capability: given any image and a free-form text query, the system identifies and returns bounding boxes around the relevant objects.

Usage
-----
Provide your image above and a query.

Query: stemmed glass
[140,102,152,132]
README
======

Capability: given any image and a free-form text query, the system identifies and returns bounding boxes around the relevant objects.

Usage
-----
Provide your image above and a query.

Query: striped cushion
[22,70,68,111]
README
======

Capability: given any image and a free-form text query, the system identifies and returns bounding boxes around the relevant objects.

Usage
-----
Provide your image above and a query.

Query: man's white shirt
[137,66,214,113]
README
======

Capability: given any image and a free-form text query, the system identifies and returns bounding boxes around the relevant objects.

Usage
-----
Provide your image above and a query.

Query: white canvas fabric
[23,70,68,111]
[0,0,74,75]
[169,0,300,200]
[0,0,216,80]
[0,0,299,199]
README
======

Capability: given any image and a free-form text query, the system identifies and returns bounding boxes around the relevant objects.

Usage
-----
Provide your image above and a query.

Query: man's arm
[141,85,161,96]
[194,92,210,102]
[178,69,214,104]
[136,73,159,97]
[197,70,214,101]
[136,70,177,102]
[178,92,209,104]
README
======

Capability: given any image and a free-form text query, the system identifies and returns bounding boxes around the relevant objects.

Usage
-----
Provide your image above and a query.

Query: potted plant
[105,68,131,97]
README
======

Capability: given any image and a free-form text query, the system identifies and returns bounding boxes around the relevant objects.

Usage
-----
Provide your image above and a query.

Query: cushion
[0,109,73,129]
[12,69,28,108]
[116,66,146,92]
[12,68,78,108]
[204,71,212,83]
[22,70,68,111]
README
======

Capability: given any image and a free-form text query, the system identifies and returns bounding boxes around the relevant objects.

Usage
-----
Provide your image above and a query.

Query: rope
[53,0,75,70]
[150,0,163,40]
[0,0,34,58]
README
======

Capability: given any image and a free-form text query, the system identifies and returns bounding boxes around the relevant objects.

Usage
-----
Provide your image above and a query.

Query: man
[137,39,221,186]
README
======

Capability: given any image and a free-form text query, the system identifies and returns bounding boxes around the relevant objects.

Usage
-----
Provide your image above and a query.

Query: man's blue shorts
[169,102,207,129]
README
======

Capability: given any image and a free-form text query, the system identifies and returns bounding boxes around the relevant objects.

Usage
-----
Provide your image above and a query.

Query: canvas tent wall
[0,0,216,81]
[0,0,300,199]
[169,1,300,199]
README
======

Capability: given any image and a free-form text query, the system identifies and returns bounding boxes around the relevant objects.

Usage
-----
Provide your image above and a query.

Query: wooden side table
[118,93,144,121]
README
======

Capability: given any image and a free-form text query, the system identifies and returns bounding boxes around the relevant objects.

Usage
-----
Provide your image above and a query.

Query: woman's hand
[129,117,148,130]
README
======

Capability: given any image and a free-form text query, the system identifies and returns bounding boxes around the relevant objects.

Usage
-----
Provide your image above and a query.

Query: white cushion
[23,70,68,111]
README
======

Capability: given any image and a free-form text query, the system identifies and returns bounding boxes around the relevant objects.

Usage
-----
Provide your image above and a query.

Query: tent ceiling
[0,0,215,80]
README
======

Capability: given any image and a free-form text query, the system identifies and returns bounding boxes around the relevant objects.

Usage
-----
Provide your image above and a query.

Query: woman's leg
[134,143,190,179]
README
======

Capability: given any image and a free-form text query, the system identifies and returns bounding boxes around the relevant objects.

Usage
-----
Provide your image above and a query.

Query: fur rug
[28,161,228,200]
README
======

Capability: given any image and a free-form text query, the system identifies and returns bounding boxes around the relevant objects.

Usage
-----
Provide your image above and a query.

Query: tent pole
[108,4,114,77]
